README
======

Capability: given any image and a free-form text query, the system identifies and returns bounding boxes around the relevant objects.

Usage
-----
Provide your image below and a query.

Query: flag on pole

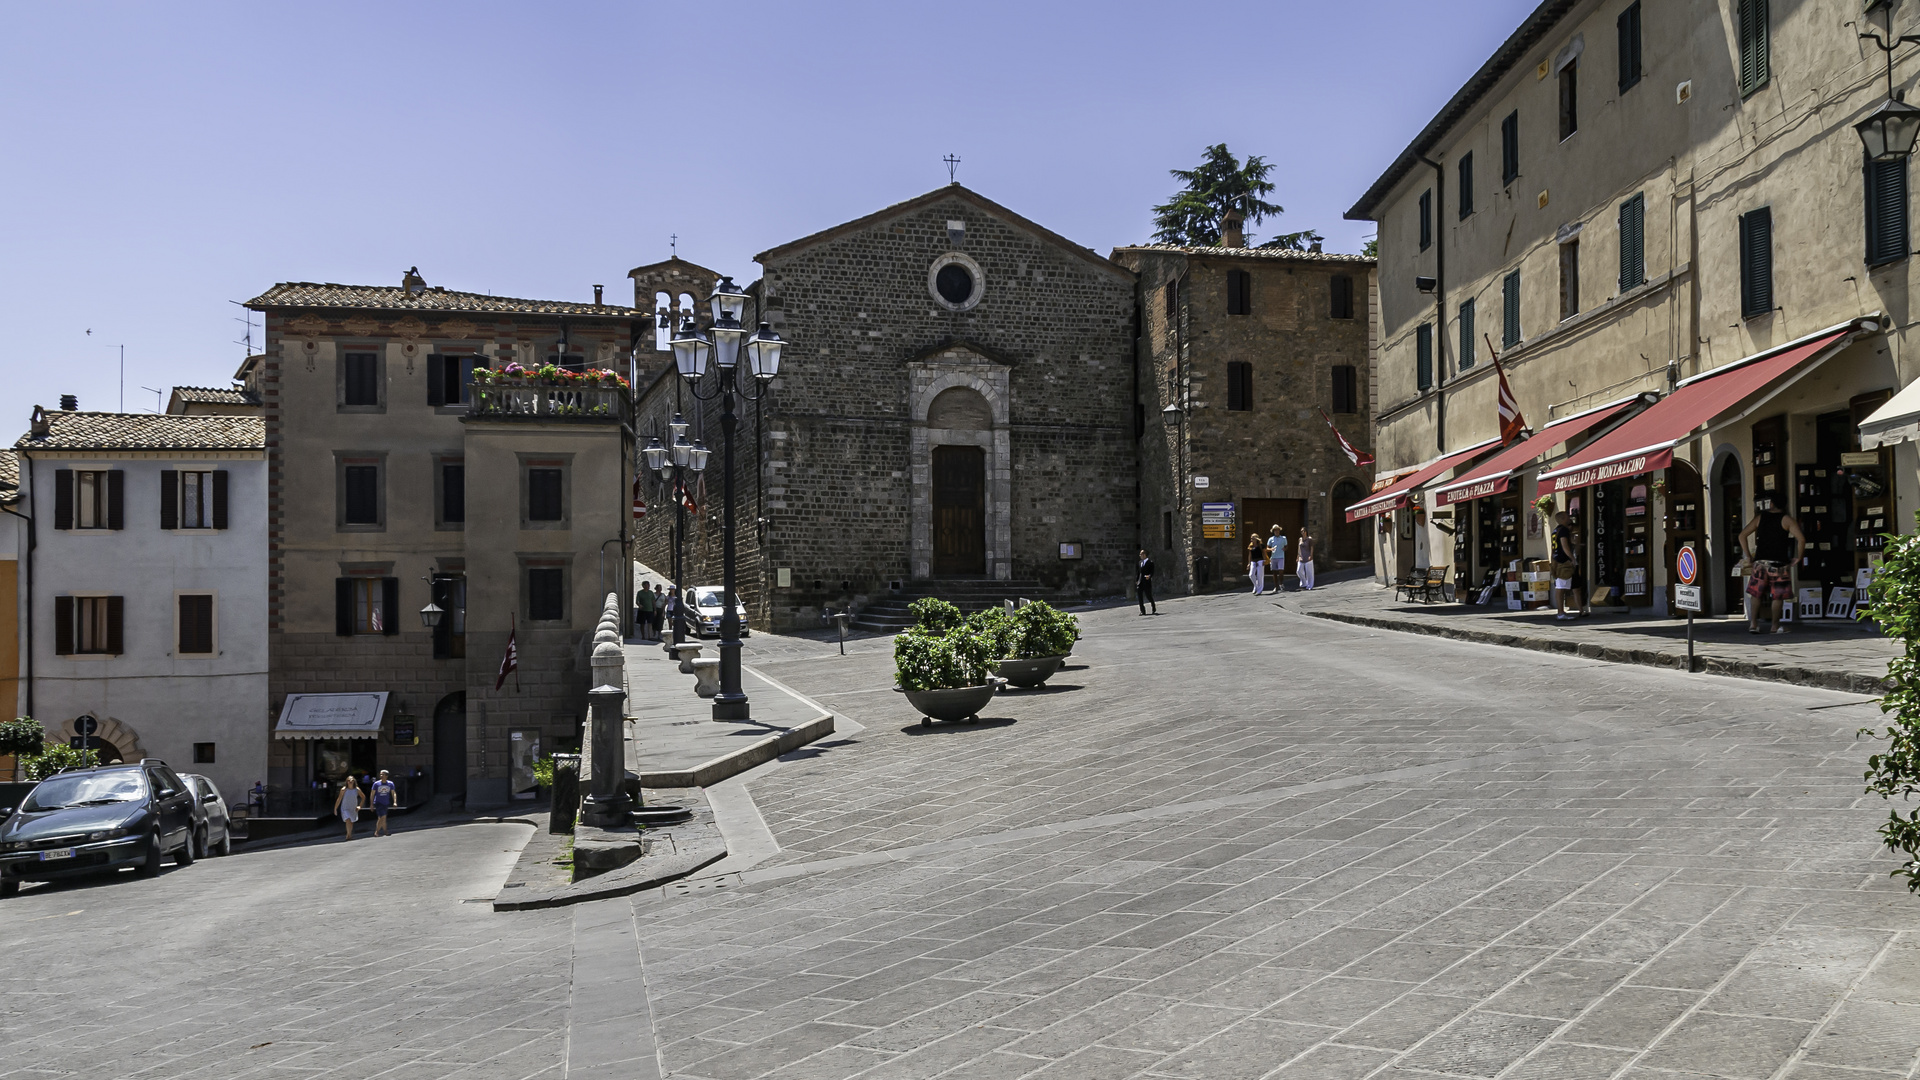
[1318,409,1375,467]
[1487,333,1527,444]
[495,622,518,691]
[676,476,698,514]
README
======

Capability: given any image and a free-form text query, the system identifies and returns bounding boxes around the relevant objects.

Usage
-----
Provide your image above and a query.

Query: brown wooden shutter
[336,579,354,636]
[427,357,446,407]
[106,596,124,654]
[106,470,125,530]
[54,469,72,530]
[211,470,228,530]
[54,597,73,655]
[160,470,178,530]
[382,577,400,636]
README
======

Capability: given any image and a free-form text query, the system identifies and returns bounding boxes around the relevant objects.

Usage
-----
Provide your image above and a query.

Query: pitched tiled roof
[172,386,259,406]
[0,450,17,502]
[1112,244,1374,264]
[15,411,265,452]
[247,282,640,317]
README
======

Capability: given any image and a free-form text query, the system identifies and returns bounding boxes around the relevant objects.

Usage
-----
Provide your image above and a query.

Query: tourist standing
[1136,550,1157,615]
[1739,500,1806,634]
[636,582,657,642]
[1247,532,1267,595]
[1296,529,1316,590]
[1268,527,1289,591]
[653,584,668,639]
[369,770,397,836]
[1550,511,1587,619]
[332,775,365,840]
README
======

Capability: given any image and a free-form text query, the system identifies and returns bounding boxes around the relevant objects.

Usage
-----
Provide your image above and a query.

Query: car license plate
[39,848,75,860]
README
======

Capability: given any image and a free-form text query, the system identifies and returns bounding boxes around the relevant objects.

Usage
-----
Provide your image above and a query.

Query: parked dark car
[182,774,233,856]
[0,761,199,896]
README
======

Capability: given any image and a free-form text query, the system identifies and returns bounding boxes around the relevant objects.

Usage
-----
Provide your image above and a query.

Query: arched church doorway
[931,445,985,576]
[433,692,466,798]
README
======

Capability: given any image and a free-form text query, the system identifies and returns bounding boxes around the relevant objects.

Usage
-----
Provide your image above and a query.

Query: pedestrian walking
[1268,527,1289,591]
[1550,511,1588,619]
[1136,549,1157,615]
[1247,532,1268,595]
[636,582,657,642]
[369,770,397,836]
[1739,500,1806,634]
[1296,528,1317,590]
[332,775,366,840]
[663,587,679,640]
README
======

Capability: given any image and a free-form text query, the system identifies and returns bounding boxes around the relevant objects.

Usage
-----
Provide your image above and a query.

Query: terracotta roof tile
[15,411,265,452]
[247,282,640,317]
[172,386,259,406]
[0,450,16,502]
[1111,244,1374,264]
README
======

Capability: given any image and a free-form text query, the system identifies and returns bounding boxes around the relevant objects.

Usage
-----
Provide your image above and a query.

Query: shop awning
[1430,397,1641,507]
[1860,378,1920,449]
[1537,324,1861,494]
[1344,438,1501,522]
[275,692,389,740]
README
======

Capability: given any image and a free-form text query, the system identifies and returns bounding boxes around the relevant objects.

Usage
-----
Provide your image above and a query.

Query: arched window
[654,292,672,352]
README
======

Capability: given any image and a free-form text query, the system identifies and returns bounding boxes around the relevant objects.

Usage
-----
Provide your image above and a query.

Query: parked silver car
[690,586,751,638]
[181,774,233,857]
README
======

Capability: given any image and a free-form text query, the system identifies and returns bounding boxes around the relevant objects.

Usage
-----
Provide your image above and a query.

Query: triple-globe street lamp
[656,277,781,722]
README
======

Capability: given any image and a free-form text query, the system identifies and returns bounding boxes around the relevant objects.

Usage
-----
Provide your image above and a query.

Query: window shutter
[1419,190,1433,250]
[1619,194,1646,290]
[159,470,178,530]
[55,597,73,655]
[1416,324,1434,391]
[1867,156,1909,266]
[211,470,228,530]
[106,596,124,655]
[336,579,354,637]
[1458,154,1474,218]
[54,469,72,530]
[443,464,465,524]
[1739,0,1770,95]
[1459,299,1476,370]
[1501,111,1519,184]
[1618,2,1643,92]
[1331,275,1353,319]
[382,577,400,636]
[427,357,446,407]
[106,470,124,530]
[1503,271,1522,347]
[1741,207,1774,317]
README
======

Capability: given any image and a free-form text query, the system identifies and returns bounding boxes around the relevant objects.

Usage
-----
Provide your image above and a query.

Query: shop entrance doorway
[433,692,466,798]
[1662,462,1705,615]
[1241,498,1305,572]
[1328,480,1367,562]
[1714,455,1744,616]
[930,445,985,576]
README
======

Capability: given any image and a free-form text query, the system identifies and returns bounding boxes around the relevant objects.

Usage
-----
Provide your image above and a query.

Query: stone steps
[850,581,1071,633]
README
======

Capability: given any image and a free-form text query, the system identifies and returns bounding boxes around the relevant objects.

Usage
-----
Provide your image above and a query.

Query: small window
[1330,275,1354,320]
[1226,362,1253,412]
[1738,0,1769,97]
[1331,365,1358,414]
[343,465,380,526]
[1559,60,1579,141]
[178,594,214,654]
[342,352,380,407]
[57,469,122,530]
[1740,207,1774,318]
[528,568,566,622]
[431,575,467,660]
[1619,192,1646,291]
[55,595,122,655]
[1458,154,1474,219]
[1560,239,1581,321]
[1866,156,1909,267]
[1502,270,1521,348]
[1458,298,1476,370]
[528,468,564,521]
[1618,1,1643,93]
[1416,324,1434,391]
[335,577,397,636]
[1225,269,1251,316]
[442,463,466,525]
[1500,111,1519,184]
[1163,280,1177,324]
[1419,189,1433,250]
[428,355,480,407]
[193,743,216,764]
[162,470,224,530]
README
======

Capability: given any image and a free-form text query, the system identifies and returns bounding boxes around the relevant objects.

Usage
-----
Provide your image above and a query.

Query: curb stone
[493,789,725,912]
[1301,609,1890,695]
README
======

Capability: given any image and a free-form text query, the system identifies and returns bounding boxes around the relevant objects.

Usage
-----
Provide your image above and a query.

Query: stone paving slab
[1276,573,1899,694]
[494,788,727,911]
[625,639,834,786]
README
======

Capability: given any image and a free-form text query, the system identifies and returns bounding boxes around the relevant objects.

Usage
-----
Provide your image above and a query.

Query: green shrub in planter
[23,744,98,781]
[1011,601,1080,659]
[909,597,964,633]
[895,628,992,692]
[967,607,1018,660]
[1862,514,1920,891]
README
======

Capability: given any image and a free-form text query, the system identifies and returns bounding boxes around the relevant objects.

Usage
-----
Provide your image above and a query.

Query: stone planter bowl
[996,655,1067,688]
[899,682,999,726]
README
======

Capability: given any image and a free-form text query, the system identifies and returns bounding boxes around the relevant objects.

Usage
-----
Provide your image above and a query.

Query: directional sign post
[1675,544,1701,671]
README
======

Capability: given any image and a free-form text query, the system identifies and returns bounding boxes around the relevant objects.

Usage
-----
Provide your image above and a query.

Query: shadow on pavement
[900,717,1018,735]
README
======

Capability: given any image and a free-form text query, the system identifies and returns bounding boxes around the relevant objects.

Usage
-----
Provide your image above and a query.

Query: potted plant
[895,599,999,725]
[989,602,1080,688]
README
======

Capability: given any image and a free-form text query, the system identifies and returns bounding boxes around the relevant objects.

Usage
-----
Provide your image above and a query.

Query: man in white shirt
[1268,527,1289,591]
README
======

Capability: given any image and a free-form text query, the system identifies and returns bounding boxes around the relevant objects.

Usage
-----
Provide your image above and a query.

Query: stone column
[579,594,629,827]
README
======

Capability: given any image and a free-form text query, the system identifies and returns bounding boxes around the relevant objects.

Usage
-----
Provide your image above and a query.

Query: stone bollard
[674,639,706,674]
[689,657,722,698]
[578,640,630,827]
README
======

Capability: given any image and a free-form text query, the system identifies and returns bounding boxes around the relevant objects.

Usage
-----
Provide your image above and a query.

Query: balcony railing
[469,384,629,423]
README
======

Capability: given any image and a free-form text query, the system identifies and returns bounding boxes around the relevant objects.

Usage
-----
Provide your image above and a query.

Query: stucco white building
[12,406,267,798]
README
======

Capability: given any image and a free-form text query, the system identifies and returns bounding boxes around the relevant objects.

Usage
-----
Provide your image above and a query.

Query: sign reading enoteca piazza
[274,692,390,740]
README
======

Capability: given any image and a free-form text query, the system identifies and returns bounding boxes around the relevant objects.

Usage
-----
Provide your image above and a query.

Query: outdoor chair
[1418,564,1451,603]
[1394,567,1430,603]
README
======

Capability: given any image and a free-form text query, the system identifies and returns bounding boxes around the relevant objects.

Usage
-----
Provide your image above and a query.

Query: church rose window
[936,263,974,305]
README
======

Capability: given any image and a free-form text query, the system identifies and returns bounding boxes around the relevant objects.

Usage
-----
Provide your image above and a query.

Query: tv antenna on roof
[228,300,258,357]
[943,154,961,184]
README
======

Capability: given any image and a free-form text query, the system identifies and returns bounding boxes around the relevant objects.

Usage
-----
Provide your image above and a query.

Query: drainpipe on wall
[1417,154,1448,454]
[4,453,34,719]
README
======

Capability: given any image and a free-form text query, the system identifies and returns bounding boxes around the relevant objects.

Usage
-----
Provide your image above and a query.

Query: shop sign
[1841,451,1882,467]
[1436,476,1508,506]
[1200,502,1235,539]
[1674,585,1702,612]
[391,718,417,746]
[1544,448,1671,492]
[1192,475,1210,489]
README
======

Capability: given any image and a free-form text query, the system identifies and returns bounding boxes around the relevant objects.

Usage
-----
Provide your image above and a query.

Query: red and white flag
[1488,334,1527,444]
[1319,409,1376,467]
[495,626,518,691]
[676,476,698,514]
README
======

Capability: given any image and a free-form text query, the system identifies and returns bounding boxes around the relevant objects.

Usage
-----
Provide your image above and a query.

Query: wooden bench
[1416,564,1452,603]
[1394,567,1430,604]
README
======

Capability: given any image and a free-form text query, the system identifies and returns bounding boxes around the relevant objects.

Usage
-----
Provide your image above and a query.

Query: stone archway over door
[433,692,466,797]
[932,446,986,575]
[909,350,1012,580]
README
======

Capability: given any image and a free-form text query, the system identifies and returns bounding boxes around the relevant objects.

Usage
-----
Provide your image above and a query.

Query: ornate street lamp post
[1858,28,1920,161]
[669,276,782,722]
[643,415,708,652]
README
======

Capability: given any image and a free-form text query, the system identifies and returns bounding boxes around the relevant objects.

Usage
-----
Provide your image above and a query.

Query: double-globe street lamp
[661,277,782,722]
[642,413,710,650]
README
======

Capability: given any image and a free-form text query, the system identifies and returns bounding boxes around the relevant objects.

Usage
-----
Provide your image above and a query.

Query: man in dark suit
[1137,550,1157,615]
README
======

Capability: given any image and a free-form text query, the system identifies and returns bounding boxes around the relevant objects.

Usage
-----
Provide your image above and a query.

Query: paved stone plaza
[4,592,1919,1079]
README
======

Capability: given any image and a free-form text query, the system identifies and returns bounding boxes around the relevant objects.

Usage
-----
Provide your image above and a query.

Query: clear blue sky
[0,0,1538,417]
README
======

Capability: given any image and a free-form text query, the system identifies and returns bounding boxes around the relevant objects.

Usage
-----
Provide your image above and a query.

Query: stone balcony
[467,384,628,423]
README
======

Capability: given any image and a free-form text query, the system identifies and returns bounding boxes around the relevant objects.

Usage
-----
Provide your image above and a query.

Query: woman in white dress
[332,774,366,840]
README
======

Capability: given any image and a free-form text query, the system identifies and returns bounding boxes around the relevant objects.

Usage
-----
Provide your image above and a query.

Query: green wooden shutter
[159,470,177,530]
[1619,193,1646,291]
[1502,271,1521,347]
[1739,0,1770,96]
[1419,190,1432,250]
[1740,207,1773,317]
[336,579,355,637]
[1618,2,1642,93]
[53,469,72,530]
[1458,299,1476,370]
[1501,112,1519,184]
[1416,324,1434,390]
[1458,153,1474,218]
[211,470,228,530]
[1867,156,1909,266]
[427,356,446,407]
